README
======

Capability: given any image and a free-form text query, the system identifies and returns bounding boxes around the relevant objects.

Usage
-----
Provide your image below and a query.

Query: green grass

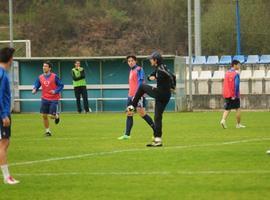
[1,112,270,200]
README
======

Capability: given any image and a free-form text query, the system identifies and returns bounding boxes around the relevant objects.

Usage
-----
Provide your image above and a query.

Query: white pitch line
[10,149,147,167]
[10,170,270,177]
[12,171,171,176]
[155,137,270,151]
[12,137,109,141]
[10,137,270,167]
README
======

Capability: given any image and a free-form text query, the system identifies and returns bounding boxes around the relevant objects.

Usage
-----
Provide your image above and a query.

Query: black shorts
[224,98,240,110]
[0,116,11,140]
[127,96,146,108]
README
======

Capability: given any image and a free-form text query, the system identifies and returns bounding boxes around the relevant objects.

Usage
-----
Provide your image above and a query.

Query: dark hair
[126,55,137,61]
[149,51,163,65]
[0,47,15,63]
[231,59,240,66]
[156,57,163,65]
[44,61,53,68]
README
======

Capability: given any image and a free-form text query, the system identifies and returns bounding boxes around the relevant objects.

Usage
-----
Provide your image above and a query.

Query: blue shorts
[40,99,59,115]
[127,96,146,108]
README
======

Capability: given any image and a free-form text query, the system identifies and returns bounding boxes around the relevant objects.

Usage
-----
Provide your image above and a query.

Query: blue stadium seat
[246,55,259,64]
[259,55,270,63]
[233,55,245,63]
[193,56,206,64]
[185,56,194,64]
[206,56,219,64]
[219,55,232,65]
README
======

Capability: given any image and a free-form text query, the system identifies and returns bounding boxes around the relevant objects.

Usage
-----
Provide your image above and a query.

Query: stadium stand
[233,55,245,63]
[206,56,219,64]
[198,71,212,94]
[185,56,194,64]
[198,71,212,80]
[186,71,199,80]
[212,71,225,79]
[211,71,225,94]
[252,70,266,94]
[193,56,207,65]
[266,70,270,94]
[238,70,252,94]
[259,55,270,64]
[186,71,199,94]
[246,55,259,64]
[219,55,232,65]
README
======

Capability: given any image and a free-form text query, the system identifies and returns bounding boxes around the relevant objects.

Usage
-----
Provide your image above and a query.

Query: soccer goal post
[0,40,31,57]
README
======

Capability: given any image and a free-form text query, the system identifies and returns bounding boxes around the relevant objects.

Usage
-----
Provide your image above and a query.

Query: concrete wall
[188,95,270,110]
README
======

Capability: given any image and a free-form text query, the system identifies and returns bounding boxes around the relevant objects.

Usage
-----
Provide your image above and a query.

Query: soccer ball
[126,105,135,112]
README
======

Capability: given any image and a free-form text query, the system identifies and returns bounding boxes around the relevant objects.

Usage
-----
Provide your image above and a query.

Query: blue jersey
[0,67,11,119]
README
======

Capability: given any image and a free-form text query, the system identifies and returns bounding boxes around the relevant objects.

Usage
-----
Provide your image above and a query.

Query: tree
[202,0,270,55]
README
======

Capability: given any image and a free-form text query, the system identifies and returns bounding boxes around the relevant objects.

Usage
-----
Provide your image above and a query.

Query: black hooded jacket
[148,64,174,94]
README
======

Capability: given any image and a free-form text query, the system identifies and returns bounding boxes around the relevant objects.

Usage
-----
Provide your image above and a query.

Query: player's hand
[2,117,10,127]
[149,76,156,81]
[32,89,37,94]
[50,90,56,94]
[231,97,236,100]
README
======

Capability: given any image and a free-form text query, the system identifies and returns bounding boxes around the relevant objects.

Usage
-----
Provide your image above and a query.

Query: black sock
[125,116,133,136]
[142,114,155,133]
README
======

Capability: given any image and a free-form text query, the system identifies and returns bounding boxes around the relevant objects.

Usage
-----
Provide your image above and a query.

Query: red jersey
[39,73,61,101]
[128,65,144,97]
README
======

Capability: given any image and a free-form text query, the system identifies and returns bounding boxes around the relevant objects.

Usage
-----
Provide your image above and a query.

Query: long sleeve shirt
[148,64,173,93]
[0,67,11,119]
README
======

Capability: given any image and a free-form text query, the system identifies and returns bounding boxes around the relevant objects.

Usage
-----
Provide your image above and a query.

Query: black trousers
[132,84,171,138]
[74,86,89,112]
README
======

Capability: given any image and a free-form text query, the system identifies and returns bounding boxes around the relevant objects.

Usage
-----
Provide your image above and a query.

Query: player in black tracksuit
[131,51,173,147]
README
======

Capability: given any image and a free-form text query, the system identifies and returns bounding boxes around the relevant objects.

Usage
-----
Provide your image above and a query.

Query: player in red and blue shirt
[32,61,64,136]
[220,60,245,129]
[118,55,155,140]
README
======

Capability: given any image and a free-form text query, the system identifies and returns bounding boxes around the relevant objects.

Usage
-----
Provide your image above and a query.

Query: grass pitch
[0,112,270,200]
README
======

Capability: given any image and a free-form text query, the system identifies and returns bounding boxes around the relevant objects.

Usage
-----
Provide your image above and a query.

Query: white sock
[46,128,50,133]
[154,137,162,142]
[1,164,10,180]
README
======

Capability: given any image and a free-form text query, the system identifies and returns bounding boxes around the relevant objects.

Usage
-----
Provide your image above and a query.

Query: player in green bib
[71,60,90,113]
